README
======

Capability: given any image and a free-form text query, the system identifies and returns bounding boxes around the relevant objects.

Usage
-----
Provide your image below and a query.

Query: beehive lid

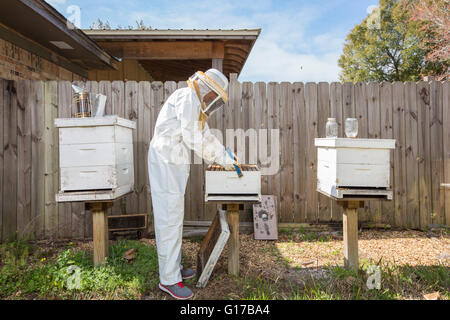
[315,138,395,149]
[54,115,136,129]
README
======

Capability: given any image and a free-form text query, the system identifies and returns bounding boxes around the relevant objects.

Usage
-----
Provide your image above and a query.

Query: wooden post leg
[87,202,109,266]
[342,201,361,270]
[226,204,240,276]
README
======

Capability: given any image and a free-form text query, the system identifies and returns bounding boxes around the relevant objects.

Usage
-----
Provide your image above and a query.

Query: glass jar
[345,118,358,138]
[326,118,338,138]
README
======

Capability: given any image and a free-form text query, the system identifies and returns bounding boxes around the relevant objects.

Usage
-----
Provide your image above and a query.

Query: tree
[338,0,431,82]
[404,0,449,80]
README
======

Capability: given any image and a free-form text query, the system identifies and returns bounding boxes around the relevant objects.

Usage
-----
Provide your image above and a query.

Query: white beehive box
[54,115,136,202]
[205,165,261,202]
[315,138,395,200]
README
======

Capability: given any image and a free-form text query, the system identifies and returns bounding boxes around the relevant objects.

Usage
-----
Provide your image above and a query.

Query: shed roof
[83,29,261,81]
[0,0,117,74]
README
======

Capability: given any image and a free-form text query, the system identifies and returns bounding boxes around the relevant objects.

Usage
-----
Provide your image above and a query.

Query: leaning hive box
[54,115,136,202]
[205,165,261,202]
[315,138,395,200]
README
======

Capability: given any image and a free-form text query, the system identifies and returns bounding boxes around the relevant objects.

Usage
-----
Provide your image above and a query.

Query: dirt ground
[138,228,450,299]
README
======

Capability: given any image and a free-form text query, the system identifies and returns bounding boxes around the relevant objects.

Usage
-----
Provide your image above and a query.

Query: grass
[0,230,448,300]
[235,260,449,300]
[0,239,159,299]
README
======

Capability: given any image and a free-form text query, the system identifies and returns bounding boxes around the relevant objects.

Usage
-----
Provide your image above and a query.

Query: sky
[45,0,378,82]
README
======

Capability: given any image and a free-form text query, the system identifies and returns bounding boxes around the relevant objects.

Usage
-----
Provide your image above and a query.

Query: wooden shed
[84,29,261,81]
[0,0,117,81]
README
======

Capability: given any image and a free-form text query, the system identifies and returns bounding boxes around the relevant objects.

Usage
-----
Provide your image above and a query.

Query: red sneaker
[159,282,194,300]
[181,267,195,280]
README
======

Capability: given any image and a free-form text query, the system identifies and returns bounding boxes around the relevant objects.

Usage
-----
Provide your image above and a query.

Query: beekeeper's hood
[187,68,228,129]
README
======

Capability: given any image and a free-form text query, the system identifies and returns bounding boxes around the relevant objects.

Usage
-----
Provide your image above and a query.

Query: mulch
[139,229,450,299]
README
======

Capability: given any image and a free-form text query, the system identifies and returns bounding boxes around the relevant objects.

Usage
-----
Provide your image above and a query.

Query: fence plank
[137,81,150,217]
[293,82,306,222]
[404,82,420,229]
[354,82,369,222]
[280,82,294,222]
[31,81,45,240]
[3,80,18,240]
[416,81,432,229]
[443,81,450,226]
[242,82,257,221]
[17,80,32,238]
[57,81,72,239]
[330,82,343,222]
[242,82,253,165]
[0,80,4,241]
[98,81,113,216]
[380,82,395,225]
[111,80,125,215]
[393,82,407,228]
[84,81,99,239]
[367,82,382,223]
[343,82,356,121]
[43,81,58,239]
[125,81,139,216]
[317,82,331,222]
[99,80,112,117]
[430,81,445,226]
[267,82,281,220]
[254,82,269,195]
[71,81,86,239]
[4,79,450,241]
[17,80,27,238]
[305,83,318,222]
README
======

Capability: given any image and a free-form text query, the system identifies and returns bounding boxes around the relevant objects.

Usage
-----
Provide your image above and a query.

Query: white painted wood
[206,171,261,194]
[315,138,396,149]
[54,115,136,129]
[205,195,262,202]
[55,116,135,202]
[204,168,261,202]
[336,164,390,187]
[58,126,115,145]
[61,166,116,190]
[336,148,391,165]
[56,185,132,202]
[60,143,132,167]
[317,188,393,200]
[315,137,395,200]
[196,210,230,288]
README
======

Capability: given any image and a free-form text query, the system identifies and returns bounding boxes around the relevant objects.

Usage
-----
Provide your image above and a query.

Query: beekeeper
[148,68,238,300]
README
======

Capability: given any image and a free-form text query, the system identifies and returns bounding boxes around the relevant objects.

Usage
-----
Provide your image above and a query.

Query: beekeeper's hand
[218,149,239,170]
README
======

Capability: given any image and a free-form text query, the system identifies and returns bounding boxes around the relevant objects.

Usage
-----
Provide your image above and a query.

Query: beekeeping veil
[187,68,228,130]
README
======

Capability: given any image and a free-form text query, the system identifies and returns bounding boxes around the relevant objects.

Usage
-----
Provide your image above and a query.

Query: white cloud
[125,1,345,82]
[241,39,341,83]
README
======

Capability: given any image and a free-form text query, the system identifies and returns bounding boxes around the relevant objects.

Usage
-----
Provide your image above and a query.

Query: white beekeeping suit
[148,69,237,287]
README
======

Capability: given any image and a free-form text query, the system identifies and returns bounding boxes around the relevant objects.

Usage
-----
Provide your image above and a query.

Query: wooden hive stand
[202,164,261,278]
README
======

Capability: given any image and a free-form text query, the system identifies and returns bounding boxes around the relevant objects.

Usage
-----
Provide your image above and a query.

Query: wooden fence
[0,76,449,241]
